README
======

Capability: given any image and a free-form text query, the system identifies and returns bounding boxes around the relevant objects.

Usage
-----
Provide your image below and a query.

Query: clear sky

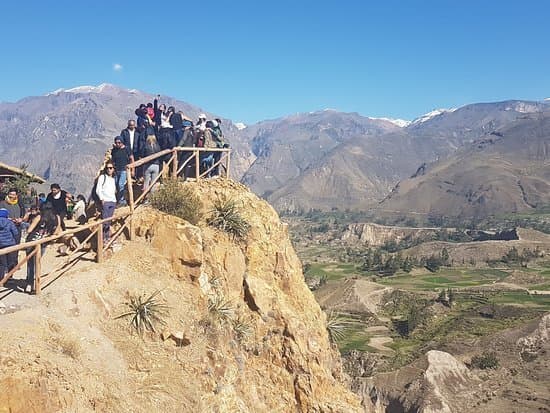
[1,0,549,124]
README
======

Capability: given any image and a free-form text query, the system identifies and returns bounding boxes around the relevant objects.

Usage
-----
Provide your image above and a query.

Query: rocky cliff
[341,222,442,247]
[0,179,361,412]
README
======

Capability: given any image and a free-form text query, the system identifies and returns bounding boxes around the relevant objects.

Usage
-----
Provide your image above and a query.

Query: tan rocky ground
[0,179,361,413]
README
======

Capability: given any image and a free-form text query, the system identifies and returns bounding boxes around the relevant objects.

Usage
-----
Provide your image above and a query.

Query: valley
[288,212,550,411]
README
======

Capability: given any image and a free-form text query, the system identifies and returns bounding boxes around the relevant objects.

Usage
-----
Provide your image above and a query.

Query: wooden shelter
[0,161,45,184]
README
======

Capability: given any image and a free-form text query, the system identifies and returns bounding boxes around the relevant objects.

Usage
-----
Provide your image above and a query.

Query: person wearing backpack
[95,162,117,243]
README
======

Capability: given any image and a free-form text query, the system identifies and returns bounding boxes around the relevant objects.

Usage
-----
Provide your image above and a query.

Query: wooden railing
[0,146,231,296]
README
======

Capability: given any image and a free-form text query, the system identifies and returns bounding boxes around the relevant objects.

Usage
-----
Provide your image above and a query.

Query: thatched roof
[0,162,46,183]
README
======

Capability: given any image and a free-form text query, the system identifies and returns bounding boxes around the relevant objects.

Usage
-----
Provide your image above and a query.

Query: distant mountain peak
[411,108,457,125]
[46,83,120,96]
[368,117,411,128]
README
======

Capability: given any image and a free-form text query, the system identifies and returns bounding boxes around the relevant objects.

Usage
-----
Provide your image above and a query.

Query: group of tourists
[0,98,230,294]
[94,98,228,244]
[0,185,85,294]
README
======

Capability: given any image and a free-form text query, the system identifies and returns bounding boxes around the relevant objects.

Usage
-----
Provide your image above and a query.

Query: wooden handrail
[0,211,130,257]
[0,145,232,295]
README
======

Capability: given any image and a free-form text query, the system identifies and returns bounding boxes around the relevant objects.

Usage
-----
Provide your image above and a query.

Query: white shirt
[95,174,117,203]
[128,129,135,151]
[161,113,173,129]
[73,200,86,219]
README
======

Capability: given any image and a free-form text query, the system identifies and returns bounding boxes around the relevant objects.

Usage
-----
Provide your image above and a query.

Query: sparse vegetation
[149,178,202,224]
[231,315,253,342]
[115,290,168,336]
[326,311,355,343]
[470,351,499,369]
[207,198,250,239]
[207,294,235,325]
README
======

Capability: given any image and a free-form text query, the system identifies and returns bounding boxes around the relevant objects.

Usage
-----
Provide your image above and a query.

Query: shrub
[115,290,168,336]
[207,198,250,239]
[470,351,499,369]
[149,178,202,225]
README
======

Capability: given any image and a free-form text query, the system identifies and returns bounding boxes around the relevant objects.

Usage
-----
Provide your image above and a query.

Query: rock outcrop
[354,350,479,413]
[0,179,361,412]
[341,222,443,247]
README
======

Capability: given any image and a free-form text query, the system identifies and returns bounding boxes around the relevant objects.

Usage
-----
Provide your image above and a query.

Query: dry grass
[149,178,202,225]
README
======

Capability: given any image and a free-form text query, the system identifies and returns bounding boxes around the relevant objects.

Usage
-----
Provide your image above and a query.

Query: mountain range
[1,84,549,220]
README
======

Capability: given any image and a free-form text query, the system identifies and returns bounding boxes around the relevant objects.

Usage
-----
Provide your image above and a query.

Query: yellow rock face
[0,178,362,413]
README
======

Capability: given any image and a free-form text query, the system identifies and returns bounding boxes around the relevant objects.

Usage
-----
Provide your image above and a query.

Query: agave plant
[207,294,235,325]
[207,198,250,239]
[116,290,169,336]
[232,315,253,341]
[325,311,354,343]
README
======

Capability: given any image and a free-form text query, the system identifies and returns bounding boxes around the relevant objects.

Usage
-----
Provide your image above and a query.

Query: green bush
[470,351,499,369]
[149,179,202,225]
[207,198,250,239]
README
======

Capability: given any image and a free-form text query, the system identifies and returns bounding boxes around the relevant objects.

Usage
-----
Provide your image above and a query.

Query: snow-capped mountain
[410,108,457,125]
[368,117,411,128]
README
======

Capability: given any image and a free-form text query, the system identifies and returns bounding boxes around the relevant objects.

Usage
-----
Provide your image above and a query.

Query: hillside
[378,110,550,220]
[0,84,253,194]
[247,100,548,212]
[0,180,361,412]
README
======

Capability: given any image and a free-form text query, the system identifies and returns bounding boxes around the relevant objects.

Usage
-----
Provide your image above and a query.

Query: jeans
[200,153,214,177]
[144,164,159,192]
[116,170,127,204]
[101,201,116,241]
[0,247,18,280]
[26,244,46,287]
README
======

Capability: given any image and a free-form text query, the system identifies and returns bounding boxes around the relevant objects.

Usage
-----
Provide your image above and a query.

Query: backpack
[89,174,106,205]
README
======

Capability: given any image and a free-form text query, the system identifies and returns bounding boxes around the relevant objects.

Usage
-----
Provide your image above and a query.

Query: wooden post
[126,165,135,241]
[171,149,178,179]
[34,245,42,295]
[127,165,135,213]
[195,149,200,181]
[96,224,104,263]
[226,150,231,179]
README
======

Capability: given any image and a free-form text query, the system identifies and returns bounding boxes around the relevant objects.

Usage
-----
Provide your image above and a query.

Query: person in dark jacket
[170,108,184,144]
[120,120,143,162]
[111,137,131,206]
[24,203,59,294]
[0,208,19,281]
[46,183,69,231]
[0,188,26,242]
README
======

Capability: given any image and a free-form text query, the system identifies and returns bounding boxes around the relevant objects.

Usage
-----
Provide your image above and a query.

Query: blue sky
[1,0,549,123]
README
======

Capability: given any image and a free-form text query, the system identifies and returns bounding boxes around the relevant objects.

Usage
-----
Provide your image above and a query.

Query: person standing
[111,137,131,206]
[141,134,162,193]
[0,188,26,242]
[24,203,60,294]
[46,183,69,231]
[95,162,117,242]
[0,208,19,282]
[120,120,142,163]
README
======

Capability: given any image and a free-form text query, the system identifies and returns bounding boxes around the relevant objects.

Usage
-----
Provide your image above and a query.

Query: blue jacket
[0,217,18,247]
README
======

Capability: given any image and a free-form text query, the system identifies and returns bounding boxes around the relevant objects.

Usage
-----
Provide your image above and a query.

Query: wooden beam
[96,223,103,263]
[34,245,42,294]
